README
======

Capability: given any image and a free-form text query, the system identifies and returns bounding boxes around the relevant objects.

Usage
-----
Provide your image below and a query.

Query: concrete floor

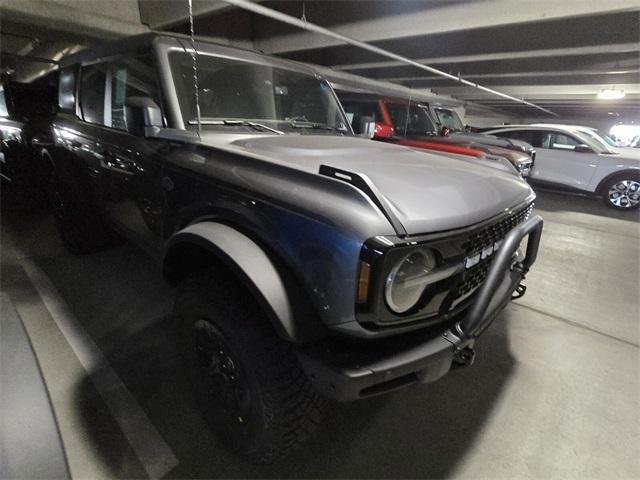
[1,189,638,479]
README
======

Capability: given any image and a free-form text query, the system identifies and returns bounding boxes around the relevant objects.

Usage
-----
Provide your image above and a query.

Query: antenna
[188,0,202,138]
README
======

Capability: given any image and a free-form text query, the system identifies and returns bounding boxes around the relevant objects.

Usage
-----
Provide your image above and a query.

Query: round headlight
[385,249,437,314]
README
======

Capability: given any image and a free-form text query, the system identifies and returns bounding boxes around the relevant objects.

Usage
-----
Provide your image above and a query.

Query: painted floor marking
[21,258,179,479]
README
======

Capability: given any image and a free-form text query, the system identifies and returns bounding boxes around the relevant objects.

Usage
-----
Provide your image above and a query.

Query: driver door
[534,131,599,189]
[97,54,169,256]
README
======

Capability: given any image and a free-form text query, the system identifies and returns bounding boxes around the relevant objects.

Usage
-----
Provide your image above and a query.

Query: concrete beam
[253,0,640,54]
[139,0,233,29]
[387,68,640,83]
[333,43,640,72]
[431,83,640,101]
[0,0,148,40]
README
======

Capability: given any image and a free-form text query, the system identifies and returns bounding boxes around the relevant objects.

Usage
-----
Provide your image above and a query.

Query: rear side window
[79,64,107,125]
[495,129,543,148]
[109,55,161,131]
[550,132,580,150]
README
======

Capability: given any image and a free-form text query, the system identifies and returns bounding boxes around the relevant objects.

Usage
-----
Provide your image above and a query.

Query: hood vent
[319,164,407,237]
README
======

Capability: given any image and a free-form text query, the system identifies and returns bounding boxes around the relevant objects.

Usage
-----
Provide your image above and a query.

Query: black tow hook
[512,283,527,300]
[452,345,475,368]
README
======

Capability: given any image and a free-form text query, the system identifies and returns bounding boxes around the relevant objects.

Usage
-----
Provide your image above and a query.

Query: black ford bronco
[41,33,542,462]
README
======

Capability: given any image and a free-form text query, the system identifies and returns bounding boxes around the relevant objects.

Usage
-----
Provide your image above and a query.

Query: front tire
[601,173,640,210]
[174,273,325,463]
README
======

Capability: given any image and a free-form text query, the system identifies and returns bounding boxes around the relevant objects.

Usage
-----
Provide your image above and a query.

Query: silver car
[486,124,640,209]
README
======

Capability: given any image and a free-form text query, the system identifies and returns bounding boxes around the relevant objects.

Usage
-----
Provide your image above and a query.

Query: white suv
[485,124,640,210]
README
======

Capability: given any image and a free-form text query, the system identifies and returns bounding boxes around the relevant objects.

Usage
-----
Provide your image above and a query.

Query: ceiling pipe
[220,0,559,116]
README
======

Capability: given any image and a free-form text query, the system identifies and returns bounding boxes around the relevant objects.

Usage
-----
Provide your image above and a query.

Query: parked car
[0,76,57,205]
[485,124,640,209]
[337,93,534,178]
[44,32,542,462]
[427,105,537,158]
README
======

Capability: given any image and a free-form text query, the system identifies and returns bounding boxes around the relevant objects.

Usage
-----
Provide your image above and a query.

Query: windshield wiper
[289,120,344,134]
[188,119,284,135]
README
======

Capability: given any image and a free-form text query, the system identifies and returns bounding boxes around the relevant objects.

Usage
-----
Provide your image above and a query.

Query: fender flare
[164,222,316,343]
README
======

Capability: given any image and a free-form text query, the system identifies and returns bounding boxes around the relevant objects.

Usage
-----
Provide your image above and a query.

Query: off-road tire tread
[175,273,326,463]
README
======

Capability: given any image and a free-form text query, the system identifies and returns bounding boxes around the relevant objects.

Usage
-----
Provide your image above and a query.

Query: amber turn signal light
[356,261,371,304]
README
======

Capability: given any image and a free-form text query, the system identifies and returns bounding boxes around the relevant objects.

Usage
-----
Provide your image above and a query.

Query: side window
[434,108,457,129]
[0,86,8,117]
[79,63,108,125]
[58,68,77,112]
[551,132,580,151]
[494,129,543,148]
[109,55,161,131]
[340,100,378,134]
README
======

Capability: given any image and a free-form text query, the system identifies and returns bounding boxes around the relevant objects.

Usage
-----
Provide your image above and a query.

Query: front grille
[452,203,533,300]
[454,258,491,298]
[461,203,533,256]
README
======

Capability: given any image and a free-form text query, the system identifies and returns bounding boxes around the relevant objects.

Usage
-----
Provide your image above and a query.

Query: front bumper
[297,215,543,401]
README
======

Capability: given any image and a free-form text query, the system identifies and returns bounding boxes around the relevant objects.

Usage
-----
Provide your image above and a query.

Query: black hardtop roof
[59,32,160,67]
[58,32,316,74]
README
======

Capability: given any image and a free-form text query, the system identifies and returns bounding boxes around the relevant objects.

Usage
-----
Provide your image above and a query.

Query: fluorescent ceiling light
[597,88,625,100]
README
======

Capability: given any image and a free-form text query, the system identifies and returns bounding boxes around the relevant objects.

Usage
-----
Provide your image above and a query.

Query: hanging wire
[188,0,202,138]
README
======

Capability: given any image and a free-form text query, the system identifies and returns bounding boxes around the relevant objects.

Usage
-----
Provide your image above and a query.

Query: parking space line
[21,259,179,480]
[512,302,639,348]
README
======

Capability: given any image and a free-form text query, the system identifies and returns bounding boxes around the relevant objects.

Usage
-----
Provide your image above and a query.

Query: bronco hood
[200,133,535,235]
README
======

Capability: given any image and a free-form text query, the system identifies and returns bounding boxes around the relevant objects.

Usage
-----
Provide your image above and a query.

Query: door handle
[100,151,135,176]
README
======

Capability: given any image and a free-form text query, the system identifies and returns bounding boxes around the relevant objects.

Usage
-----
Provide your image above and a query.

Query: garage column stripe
[21,259,179,480]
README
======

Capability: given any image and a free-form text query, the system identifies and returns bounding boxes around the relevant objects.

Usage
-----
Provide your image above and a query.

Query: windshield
[385,102,436,136]
[169,52,350,135]
[594,130,619,147]
[434,107,464,132]
[575,129,616,154]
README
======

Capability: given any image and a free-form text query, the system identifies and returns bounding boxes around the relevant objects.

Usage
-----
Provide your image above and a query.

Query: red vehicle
[339,93,533,177]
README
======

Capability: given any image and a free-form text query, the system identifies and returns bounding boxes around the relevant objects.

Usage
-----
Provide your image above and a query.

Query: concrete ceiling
[1,0,638,122]
[155,0,640,121]
[0,0,147,82]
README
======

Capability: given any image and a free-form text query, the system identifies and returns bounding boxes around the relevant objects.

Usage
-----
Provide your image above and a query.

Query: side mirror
[372,122,394,139]
[440,126,450,137]
[574,144,594,153]
[124,96,162,137]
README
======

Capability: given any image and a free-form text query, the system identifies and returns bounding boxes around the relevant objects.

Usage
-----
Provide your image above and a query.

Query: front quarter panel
[162,143,395,329]
[590,154,640,191]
